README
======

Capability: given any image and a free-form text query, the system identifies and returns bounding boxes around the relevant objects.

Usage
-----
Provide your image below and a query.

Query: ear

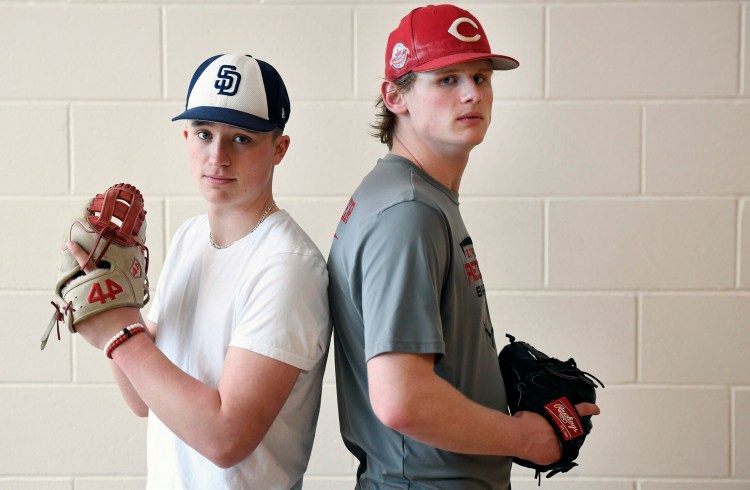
[381,80,408,115]
[183,127,189,140]
[272,134,291,166]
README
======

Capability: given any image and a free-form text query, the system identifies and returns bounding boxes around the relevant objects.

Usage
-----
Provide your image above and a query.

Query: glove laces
[42,300,76,350]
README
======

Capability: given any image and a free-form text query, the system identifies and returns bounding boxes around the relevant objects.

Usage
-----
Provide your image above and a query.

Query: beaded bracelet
[105,323,146,359]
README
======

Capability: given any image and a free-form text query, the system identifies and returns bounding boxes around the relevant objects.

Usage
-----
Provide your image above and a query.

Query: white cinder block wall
[1,1,748,489]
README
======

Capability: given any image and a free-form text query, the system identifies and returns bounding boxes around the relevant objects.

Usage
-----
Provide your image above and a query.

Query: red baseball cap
[385,4,519,81]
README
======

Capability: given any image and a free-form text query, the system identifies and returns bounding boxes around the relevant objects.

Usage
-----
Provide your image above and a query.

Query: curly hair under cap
[370,72,417,150]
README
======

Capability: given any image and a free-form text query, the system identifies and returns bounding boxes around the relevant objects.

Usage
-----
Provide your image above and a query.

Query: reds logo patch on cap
[384,4,519,80]
[390,43,410,70]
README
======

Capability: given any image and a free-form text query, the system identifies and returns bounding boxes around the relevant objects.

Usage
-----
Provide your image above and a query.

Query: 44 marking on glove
[87,278,125,304]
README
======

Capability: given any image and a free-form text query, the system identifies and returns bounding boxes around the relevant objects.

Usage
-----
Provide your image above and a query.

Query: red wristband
[105,324,146,359]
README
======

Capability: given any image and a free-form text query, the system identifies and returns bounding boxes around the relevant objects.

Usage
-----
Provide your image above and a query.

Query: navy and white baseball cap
[172,54,290,132]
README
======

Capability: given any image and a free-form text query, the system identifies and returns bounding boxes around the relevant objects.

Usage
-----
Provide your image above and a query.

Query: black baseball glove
[498,333,603,484]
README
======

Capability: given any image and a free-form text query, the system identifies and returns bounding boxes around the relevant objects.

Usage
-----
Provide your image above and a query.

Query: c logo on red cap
[448,17,481,43]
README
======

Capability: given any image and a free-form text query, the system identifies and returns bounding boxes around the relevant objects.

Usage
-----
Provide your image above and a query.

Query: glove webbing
[507,334,605,389]
[87,184,146,247]
[537,357,605,390]
[82,189,151,286]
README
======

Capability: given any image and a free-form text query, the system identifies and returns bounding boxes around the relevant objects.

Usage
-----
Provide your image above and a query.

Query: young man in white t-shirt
[66,54,331,489]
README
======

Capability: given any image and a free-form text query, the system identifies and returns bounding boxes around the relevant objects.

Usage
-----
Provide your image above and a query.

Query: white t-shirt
[146,210,331,490]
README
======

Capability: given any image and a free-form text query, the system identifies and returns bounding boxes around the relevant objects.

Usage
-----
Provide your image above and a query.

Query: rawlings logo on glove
[499,334,604,484]
[544,398,583,440]
[41,183,150,350]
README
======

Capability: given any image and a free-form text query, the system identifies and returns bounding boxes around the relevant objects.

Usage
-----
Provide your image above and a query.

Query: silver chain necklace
[209,200,276,250]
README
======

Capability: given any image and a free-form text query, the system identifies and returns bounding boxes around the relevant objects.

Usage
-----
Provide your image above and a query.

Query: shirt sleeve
[230,251,331,371]
[360,201,450,361]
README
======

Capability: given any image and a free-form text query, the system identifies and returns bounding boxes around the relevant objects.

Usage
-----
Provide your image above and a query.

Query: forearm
[372,365,528,457]
[110,334,261,467]
[109,330,301,468]
[110,361,148,416]
[109,320,156,417]
[368,353,556,462]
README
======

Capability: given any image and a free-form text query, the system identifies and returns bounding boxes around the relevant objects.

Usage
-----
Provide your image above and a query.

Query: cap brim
[414,53,519,73]
[172,106,278,132]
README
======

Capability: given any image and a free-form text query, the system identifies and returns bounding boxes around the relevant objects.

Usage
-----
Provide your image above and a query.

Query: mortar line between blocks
[67,104,74,194]
[70,334,76,383]
[640,106,646,195]
[736,199,743,289]
[163,198,170,261]
[543,199,549,288]
[731,386,736,476]
[351,7,357,98]
[636,291,643,383]
[160,6,167,100]
[739,2,746,96]
[543,5,550,100]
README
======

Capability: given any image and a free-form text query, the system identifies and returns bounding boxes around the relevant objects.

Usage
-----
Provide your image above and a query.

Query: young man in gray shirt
[327,4,600,488]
